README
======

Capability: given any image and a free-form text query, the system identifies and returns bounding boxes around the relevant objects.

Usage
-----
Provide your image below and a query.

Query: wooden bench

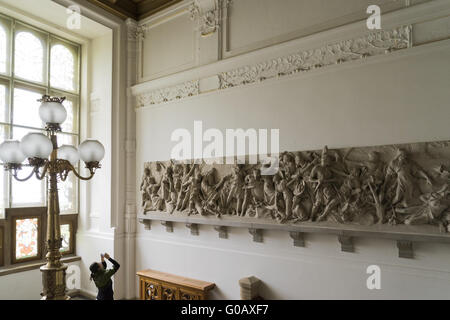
[137,269,215,300]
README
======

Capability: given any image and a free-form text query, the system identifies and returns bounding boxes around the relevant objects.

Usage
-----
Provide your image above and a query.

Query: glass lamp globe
[39,100,67,125]
[0,140,26,164]
[78,139,105,163]
[20,133,53,159]
[58,145,79,165]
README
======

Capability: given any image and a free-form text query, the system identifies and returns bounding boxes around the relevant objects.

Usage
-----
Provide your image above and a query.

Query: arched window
[14,32,44,82]
[0,26,6,73]
[50,44,75,91]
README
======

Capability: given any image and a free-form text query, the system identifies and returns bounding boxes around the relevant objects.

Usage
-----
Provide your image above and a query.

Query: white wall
[83,32,113,233]
[134,1,450,299]
[0,260,81,300]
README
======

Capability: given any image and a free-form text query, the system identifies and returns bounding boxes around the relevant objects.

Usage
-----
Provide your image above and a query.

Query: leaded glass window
[60,223,70,253]
[0,26,6,74]
[0,14,80,214]
[51,44,75,92]
[15,217,39,260]
[14,31,45,83]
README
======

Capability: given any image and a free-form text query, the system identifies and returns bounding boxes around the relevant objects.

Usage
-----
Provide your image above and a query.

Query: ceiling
[85,0,182,20]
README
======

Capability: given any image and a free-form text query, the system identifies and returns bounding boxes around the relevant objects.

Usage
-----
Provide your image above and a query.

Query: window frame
[0,15,12,76]
[59,214,77,256]
[13,22,49,86]
[0,208,78,270]
[9,207,45,265]
[0,12,81,214]
[0,224,4,267]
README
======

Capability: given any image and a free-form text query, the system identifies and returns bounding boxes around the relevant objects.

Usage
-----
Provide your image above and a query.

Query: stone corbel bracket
[214,225,228,239]
[161,221,173,233]
[138,211,450,260]
[186,223,199,236]
[338,235,354,253]
[249,228,263,243]
[138,218,151,230]
[289,232,305,247]
[397,240,414,259]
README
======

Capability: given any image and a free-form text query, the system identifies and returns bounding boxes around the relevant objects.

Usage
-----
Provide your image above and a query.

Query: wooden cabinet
[137,269,215,300]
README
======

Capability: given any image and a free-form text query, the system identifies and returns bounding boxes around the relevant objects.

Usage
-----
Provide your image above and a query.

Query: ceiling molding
[85,0,182,20]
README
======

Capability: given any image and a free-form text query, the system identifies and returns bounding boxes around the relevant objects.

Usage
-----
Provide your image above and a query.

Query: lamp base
[40,263,70,300]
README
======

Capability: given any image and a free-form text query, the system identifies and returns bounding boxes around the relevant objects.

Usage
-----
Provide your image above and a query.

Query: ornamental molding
[218,25,412,89]
[136,80,200,108]
[134,25,412,109]
[125,18,139,41]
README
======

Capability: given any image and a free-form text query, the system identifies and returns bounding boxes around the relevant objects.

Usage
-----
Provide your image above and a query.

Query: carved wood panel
[161,284,179,300]
[180,288,202,300]
[138,272,213,300]
[143,280,162,300]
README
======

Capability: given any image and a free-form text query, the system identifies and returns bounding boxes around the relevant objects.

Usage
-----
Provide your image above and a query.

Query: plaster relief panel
[139,10,198,82]
[139,141,450,240]
[224,0,424,57]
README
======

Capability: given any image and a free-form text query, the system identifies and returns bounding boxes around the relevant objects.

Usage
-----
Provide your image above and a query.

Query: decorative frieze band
[134,25,412,109]
[136,80,200,108]
[219,25,412,89]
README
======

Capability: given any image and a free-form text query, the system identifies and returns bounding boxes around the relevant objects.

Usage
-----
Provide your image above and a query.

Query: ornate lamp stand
[0,95,105,300]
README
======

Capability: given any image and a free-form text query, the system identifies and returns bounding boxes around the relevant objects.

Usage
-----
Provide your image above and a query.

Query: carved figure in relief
[280,152,296,179]
[160,165,176,212]
[140,140,450,233]
[262,175,276,207]
[148,175,164,211]
[398,185,450,231]
[183,167,204,216]
[201,168,230,217]
[338,167,366,223]
[273,174,293,221]
[290,177,309,221]
[176,163,196,211]
[386,149,432,209]
[343,150,387,223]
[293,152,315,179]
[308,147,343,222]
[225,164,246,215]
[243,169,265,211]
[434,164,450,182]
[241,173,254,217]
[140,167,153,208]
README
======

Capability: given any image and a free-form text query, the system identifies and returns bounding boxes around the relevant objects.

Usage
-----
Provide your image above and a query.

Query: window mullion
[3,14,80,214]
[45,32,50,208]
[8,20,15,210]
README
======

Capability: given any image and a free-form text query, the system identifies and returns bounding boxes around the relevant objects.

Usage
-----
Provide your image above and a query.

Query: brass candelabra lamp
[0,95,105,300]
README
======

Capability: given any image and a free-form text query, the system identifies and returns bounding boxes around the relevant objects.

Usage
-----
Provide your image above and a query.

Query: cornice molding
[131,0,450,109]
[134,25,412,109]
